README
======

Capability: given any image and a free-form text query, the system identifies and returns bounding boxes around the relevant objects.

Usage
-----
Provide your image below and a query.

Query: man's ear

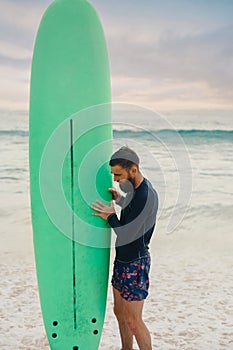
[131,165,137,175]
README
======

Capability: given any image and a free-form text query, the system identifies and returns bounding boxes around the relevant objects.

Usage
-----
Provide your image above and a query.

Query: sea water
[0,106,232,260]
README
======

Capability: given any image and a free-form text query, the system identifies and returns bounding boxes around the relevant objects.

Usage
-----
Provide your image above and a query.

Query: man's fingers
[109,188,118,193]
[92,200,110,210]
[91,201,108,213]
[92,204,102,212]
[108,188,115,192]
[108,188,119,200]
[91,199,116,221]
[92,200,103,206]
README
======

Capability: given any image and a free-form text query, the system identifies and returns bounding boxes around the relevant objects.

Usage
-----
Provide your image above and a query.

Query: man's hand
[108,188,121,203]
[92,200,115,220]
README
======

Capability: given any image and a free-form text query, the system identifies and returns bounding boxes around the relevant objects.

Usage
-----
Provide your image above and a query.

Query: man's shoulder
[136,178,158,201]
[143,178,158,194]
[133,178,158,215]
[144,178,159,206]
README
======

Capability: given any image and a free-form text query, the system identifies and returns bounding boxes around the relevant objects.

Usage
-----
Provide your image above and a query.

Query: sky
[0,0,233,118]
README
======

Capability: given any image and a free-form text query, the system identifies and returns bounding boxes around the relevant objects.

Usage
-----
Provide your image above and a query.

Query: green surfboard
[29,0,112,349]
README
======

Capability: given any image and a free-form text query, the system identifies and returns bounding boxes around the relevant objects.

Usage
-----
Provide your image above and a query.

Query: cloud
[0,0,51,50]
[108,25,233,81]
[0,0,49,110]
[88,0,233,110]
[106,23,233,110]
[0,0,232,113]
[0,64,29,110]
[0,40,31,61]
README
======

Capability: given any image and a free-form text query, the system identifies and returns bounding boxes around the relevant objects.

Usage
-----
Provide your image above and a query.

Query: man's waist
[115,246,149,263]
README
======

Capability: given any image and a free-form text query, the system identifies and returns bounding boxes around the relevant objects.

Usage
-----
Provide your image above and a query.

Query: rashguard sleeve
[115,195,125,207]
[107,190,152,243]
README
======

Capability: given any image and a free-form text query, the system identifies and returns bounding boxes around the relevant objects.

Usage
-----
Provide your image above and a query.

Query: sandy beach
[1,110,233,349]
[1,217,232,350]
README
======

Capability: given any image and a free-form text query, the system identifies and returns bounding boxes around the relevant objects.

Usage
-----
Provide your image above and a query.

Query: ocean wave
[199,172,232,177]
[113,128,233,141]
[0,130,28,137]
[0,176,19,181]
[0,128,232,141]
[0,167,27,174]
[160,203,233,221]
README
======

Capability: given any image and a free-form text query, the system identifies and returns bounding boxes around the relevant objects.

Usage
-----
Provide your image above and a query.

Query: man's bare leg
[124,298,152,350]
[113,287,133,350]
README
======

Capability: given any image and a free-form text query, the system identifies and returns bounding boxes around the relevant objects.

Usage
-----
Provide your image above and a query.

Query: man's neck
[134,173,144,189]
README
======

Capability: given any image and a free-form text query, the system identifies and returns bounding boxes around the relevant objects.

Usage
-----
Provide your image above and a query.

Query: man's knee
[125,315,141,334]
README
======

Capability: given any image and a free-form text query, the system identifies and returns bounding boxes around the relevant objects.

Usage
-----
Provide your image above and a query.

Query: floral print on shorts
[111,256,151,301]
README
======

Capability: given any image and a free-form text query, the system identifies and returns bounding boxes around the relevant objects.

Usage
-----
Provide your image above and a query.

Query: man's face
[110,165,136,192]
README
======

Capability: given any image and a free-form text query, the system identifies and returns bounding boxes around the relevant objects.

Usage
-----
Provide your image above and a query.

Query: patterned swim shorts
[111,256,151,301]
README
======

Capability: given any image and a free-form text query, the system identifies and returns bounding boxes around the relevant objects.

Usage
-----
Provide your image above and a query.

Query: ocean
[0,106,233,349]
[1,105,232,255]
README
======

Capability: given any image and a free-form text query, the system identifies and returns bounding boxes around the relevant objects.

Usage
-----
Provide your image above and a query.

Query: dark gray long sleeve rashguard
[107,178,158,263]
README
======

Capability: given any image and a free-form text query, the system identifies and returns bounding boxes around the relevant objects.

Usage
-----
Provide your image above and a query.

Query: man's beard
[119,175,135,193]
